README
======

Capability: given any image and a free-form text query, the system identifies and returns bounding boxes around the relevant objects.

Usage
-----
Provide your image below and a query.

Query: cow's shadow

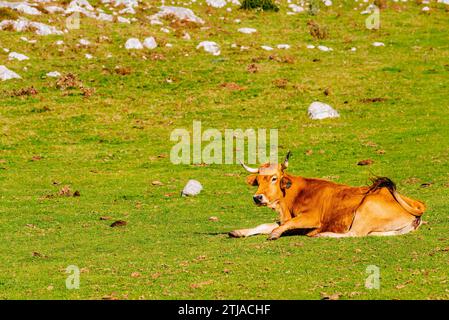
[196,228,315,238]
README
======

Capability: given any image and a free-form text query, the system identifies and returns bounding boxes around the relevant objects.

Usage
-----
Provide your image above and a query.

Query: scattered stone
[372,42,385,47]
[182,180,203,196]
[143,37,157,50]
[209,216,219,222]
[125,38,143,50]
[196,41,220,56]
[0,18,63,35]
[46,71,61,78]
[289,4,304,13]
[206,0,227,8]
[149,6,204,25]
[308,102,340,120]
[317,45,332,52]
[238,27,257,34]
[277,44,290,49]
[0,1,42,15]
[8,52,29,61]
[0,65,21,81]
[78,38,91,46]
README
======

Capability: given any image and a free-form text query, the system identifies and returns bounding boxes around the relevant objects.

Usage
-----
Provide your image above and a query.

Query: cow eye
[271,176,277,183]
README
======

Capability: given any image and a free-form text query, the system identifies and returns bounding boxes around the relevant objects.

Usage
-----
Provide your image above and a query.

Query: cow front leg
[229,222,279,238]
[268,215,321,240]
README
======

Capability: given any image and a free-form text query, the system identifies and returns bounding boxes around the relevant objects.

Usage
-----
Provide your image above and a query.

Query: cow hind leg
[369,217,422,236]
[313,231,357,238]
[229,223,279,238]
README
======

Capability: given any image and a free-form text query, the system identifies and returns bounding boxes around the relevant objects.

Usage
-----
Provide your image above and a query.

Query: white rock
[143,37,157,49]
[8,52,29,61]
[125,38,143,50]
[308,102,340,120]
[149,6,204,24]
[317,45,332,52]
[261,45,273,51]
[289,4,304,12]
[196,41,220,56]
[182,180,203,196]
[324,0,332,6]
[306,44,315,49]
[117,16,130,23]
[238,27,257,34]
[372,42,385,47]
[150,19,163,25]
[20,36,36,44]
[45,6,65,14]
[206,0,226,8]
[79,38,90,46]
[0,2,42,15]
[422,6,430,11]
[85,53,93,59]
[277,44,291,49]
[46,71,61,78]
[0,18,63,36]
[0,65,21,81]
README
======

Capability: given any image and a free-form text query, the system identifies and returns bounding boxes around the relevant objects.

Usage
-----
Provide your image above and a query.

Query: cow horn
[240,161,259,173]
[282,151,291,170]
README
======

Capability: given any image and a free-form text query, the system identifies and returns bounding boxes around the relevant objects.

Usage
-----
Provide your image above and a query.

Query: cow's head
[240,151,292,209]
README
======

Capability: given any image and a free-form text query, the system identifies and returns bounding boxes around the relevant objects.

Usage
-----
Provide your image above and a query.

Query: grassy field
[0,0,448,299]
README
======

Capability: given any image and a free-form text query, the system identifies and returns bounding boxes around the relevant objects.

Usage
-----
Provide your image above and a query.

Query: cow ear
[246,174,258,186]
[280,176,292,190]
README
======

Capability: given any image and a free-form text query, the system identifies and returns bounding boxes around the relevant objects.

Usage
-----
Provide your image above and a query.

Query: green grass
[0,1,448,300]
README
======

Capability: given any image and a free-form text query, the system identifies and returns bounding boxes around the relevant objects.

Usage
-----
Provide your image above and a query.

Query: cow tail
[367,177,425,217]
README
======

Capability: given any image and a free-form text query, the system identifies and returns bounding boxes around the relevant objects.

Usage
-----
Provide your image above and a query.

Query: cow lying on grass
[229,152,426,240]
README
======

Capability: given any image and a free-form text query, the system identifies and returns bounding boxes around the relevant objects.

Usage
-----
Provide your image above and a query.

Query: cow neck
[280,174,307,218]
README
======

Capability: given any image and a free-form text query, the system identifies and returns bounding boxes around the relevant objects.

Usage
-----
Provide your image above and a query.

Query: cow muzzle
[253,194,268,206]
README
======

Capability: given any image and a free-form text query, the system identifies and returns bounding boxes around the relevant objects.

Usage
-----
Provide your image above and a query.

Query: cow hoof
[228,231,243,238]
[267,233,280,241]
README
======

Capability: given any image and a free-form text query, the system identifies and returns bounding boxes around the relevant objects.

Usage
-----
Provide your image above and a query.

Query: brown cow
[229,152,426,240]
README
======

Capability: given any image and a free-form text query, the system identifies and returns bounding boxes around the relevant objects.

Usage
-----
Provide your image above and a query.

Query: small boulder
[308,102,340,120]
[125,38,143,50]
[143,37,157,49]
[182,180,203,197]
[0,65,21,81]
